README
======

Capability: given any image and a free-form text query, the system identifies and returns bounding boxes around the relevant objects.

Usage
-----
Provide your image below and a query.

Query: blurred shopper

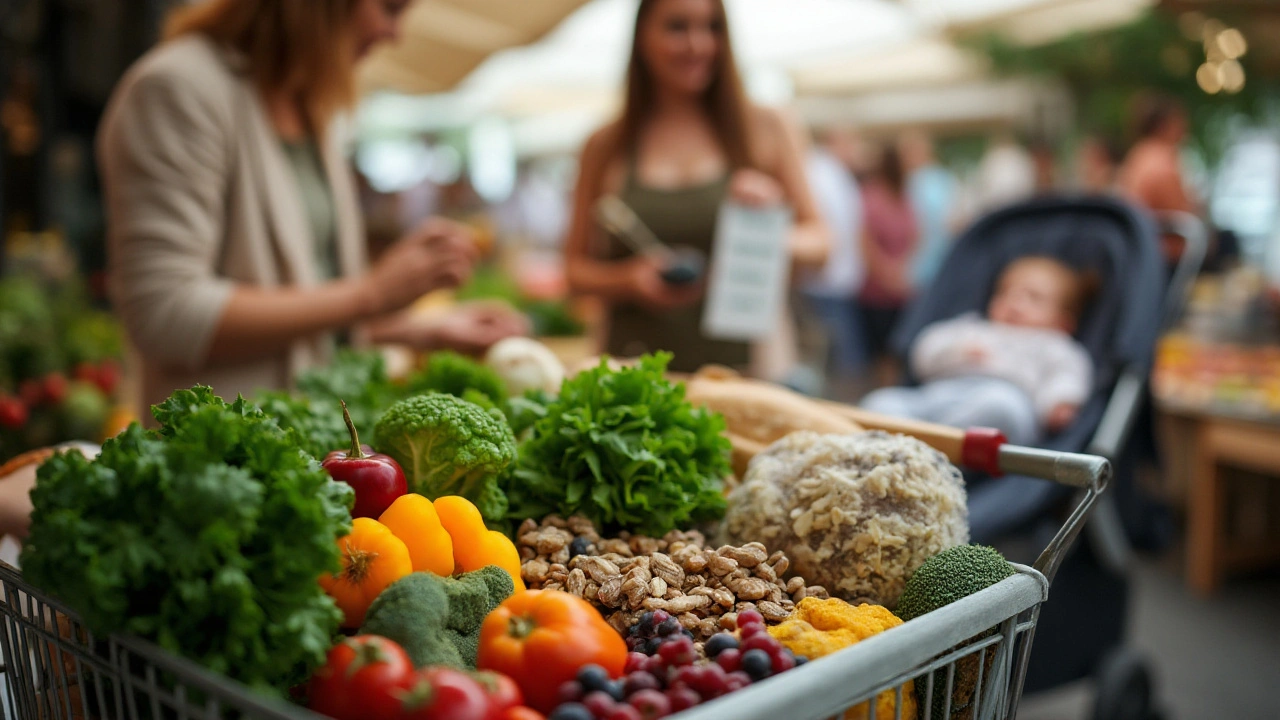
[563,0,828,375]
[801,133,866,378]
[858,143,917,385]
[98,0,526,412]
[972,134,1037,214]
[1077,134,1124,194]
[901,130,959,291]
[1118,94,1201,259]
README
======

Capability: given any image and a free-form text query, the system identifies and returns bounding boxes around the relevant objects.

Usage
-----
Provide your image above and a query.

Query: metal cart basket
[1,435,1110,720]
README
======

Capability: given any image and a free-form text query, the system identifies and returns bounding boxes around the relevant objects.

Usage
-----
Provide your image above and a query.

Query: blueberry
[794,655,809,667]
[741,649,773,681]
[638,611,655,629]
[576,664,611,694]
[642,637,663,655]
[606,679,626,701]
[656,618,681,637]
[549,703,594,720]
[569,536,592,559]
[704,633,740,658]
[681,629,696,641]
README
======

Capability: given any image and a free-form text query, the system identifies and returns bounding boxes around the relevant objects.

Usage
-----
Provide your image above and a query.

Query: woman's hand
[729,169,785,208]
[377,302,531,356]
[361,217,479,316]
[624,257,703,311]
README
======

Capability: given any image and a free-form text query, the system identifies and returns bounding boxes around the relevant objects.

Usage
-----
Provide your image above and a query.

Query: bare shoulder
[580,121,627,193]
[749,106,803,171]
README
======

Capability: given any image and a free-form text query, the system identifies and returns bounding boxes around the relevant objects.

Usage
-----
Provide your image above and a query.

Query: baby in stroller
[862,256,1098,446]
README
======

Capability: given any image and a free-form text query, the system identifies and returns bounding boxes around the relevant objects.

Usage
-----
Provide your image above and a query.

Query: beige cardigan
[98,36,367,414]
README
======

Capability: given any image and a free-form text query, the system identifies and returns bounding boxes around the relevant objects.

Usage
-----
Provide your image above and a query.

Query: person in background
[801,130,866,380]
[99,0,528,414]
[858,142,918,385]
[900,130,958,291]
[1077,134,1124,194]
[1118,93,1203,262]
[562,0,828,376]
[972,133,1037,214]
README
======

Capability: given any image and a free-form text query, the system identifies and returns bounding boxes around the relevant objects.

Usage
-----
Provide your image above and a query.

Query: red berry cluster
[547,611,806,720]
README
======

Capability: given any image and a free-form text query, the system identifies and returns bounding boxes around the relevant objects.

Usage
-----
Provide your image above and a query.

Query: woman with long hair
[857,142,918,383]
[563,0,828,375]
[99,0,526,412]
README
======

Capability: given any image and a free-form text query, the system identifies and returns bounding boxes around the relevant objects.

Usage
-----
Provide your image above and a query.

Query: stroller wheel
[1092,647,1157,720]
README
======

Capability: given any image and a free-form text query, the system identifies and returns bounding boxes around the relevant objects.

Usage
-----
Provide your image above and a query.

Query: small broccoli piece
[408,351,508,407]
[897,545,1015,720]
[360,568,515,670]
[361,573,464,669]
[374,394,517,523]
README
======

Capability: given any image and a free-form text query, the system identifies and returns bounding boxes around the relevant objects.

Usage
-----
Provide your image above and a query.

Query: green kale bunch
[505,353,731,537]
[20,387,354,695]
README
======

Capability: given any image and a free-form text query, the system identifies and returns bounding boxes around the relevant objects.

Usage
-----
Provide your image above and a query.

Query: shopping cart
[0,424,1110,720]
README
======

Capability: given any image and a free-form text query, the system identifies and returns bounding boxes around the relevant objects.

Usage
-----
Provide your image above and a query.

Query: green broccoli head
[361,573,464,669]
[408,351,508,407]
[895,545,1015,621]
[374,393,516,523]
[441,565,515,634]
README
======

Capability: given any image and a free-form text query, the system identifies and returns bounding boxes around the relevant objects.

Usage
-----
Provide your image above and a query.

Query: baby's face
[988,260,1077,333]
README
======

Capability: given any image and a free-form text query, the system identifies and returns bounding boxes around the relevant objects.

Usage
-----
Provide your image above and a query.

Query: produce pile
[0,276,127,462]
[19,342,1022,720]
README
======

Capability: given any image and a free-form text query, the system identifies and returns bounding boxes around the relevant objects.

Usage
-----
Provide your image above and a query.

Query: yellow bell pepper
[769,598,916,720]
[433,495,525,592]
[379,494,455,576]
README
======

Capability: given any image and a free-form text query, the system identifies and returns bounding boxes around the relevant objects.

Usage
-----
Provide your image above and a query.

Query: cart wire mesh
[1,447,1107,720]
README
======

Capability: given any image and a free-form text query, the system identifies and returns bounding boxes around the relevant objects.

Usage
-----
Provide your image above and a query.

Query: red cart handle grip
[962,427,1006,476]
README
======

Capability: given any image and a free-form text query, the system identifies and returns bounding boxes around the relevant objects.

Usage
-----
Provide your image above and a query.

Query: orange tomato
[319,518,412,628]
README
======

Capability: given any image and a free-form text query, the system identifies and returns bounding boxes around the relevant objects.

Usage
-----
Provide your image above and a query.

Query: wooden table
[1159,402,1280,594]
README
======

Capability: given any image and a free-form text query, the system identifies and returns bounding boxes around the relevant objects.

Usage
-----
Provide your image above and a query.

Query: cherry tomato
[308,636,414,720]
[0,396,27,430]
[399,667,495,720]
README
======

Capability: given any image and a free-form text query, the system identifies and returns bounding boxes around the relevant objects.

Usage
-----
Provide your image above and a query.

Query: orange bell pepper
[319,518,412,628]
[434,496,525,592]
[476,590,627,712]
[379,494,454,576]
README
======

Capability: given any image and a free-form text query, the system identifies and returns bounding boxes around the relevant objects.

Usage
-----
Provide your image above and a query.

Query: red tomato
[308,636,414,720]
[94,360,121,396]
[0,396,27,430]
[471,671,522,718]
[18,380,42,408]
[400,667,495,720]
[42,373,68,405]
[502,708,545,720]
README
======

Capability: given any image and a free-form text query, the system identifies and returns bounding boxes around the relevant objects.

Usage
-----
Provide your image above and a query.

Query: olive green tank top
[603,163,751,373]
[280,138,338,281]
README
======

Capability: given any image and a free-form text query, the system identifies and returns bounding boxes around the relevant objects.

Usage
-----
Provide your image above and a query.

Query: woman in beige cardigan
[99,0,526,413]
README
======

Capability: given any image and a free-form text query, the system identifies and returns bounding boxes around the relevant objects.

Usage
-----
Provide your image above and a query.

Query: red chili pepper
[322,401,408,519]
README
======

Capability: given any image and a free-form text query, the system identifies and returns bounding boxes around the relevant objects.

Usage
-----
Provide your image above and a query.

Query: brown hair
[1130,92,1185,141]
[613,0,757,169]
[165,0,359,131]
[872,142,907,198]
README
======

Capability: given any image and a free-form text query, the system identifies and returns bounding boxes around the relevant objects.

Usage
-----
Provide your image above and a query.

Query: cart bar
[670,568,1048,720]
[997,446,1110,491]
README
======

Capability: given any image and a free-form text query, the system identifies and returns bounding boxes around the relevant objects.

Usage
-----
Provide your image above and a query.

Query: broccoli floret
[374,393,517,523]
[897,545,1015,720]
[896,545,1015,621]
[360,568,515,669]
[408,351,508,407]
[361,573,464,669]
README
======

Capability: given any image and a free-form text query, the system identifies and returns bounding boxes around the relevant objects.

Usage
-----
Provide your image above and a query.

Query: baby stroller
[887,196,1206,720]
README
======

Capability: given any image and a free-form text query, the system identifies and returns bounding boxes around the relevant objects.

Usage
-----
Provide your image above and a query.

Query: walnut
[771,555,791,577]
[712,588,736,609]
[519,546,536,561]
[543,515,569,528]
[535,528,572,556]
[806,586,830,600]
[718,544,767,568]
[607,611,633,634]
[521,559,550,584]
[584,581,601,601]
[663,587,683,601]
[543,582,564,592]
[756,601,789,622]
[664,595,711,614]
[629,536,659,556]
[567,516,596,536]
[650,553,685,588]
[582,557,620,584]
[734,602,758,614]
[706,554,739,577]
[682,574,707,590]
[649,577,668,598]
[719,614,739,631]
[678,613,701,630]
[753,563,777,583]
[641,597,667,611]
[550,547,571,566]
[698,618,721,638]
[518,518,539,537]
[683,553,708,574]
[767,551,786,567]
[622,577,649,609]
[786,577,805,595]
[792,586,808,602]
[688,587,716,599]
[684,530,706,547]
[548,571,568,584]
[598,539,633,557]
[624,565,652,586]
[598,576,624,608]
[726,577,772,601]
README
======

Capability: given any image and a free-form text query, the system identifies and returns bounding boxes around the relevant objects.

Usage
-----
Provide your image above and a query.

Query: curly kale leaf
[505,353,730,537]
[21,386,353,696]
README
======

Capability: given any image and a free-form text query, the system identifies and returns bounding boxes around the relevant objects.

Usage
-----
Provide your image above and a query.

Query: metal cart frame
[1,441,1110,720]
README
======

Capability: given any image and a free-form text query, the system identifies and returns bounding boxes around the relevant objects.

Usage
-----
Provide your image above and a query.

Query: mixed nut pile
[517,516,830,642]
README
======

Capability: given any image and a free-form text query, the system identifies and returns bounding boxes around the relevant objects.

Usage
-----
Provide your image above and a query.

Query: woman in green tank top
[564,0,829,375]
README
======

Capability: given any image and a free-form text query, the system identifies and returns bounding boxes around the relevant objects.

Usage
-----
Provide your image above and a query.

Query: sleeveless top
[602,162,751,373]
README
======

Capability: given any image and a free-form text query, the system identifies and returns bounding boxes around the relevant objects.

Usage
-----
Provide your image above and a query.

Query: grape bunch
[548,610,807,720]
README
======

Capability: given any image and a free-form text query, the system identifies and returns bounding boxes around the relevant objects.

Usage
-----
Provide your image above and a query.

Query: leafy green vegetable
[503,389,552,439]
[294,349,401,433]
[504,353,731,537]
[254,391,350,460]
[374,393,517,523]
[20,387,354,696]
[407,351,508,407]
